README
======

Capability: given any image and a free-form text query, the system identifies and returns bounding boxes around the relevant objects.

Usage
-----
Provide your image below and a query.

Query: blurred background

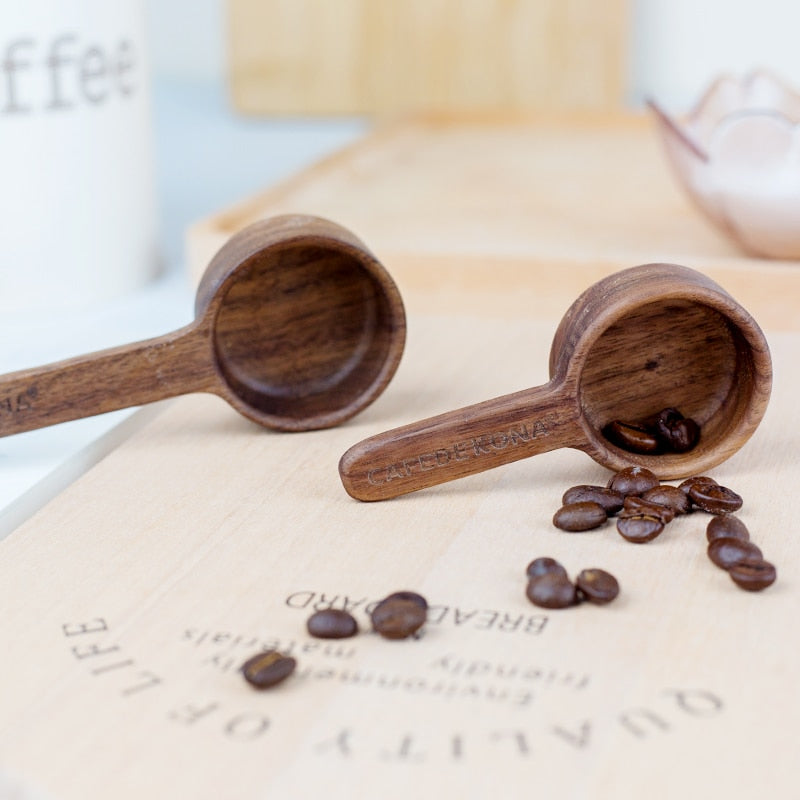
[6,0,800,303]
[109,0,800,283]
[2,0,800,527]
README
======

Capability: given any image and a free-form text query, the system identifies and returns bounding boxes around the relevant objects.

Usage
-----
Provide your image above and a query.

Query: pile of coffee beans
[241,589,429,690]
[603,407,700,454]
[553,467,776,592]
[525,557,619,609]
[241,461,774,693]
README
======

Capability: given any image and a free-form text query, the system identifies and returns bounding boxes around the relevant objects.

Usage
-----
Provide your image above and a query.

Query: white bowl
[649,70,800,259]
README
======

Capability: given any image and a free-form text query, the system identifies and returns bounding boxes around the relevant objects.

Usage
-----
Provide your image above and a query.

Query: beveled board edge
[184,112,800,334]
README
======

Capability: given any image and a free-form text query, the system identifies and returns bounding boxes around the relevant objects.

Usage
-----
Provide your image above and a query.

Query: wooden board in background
[228,0,629,115]
[188,113,800,330]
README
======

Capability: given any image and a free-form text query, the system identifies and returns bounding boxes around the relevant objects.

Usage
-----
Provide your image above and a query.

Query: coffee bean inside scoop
[651,407,700,453]
[603,407,700,454]
[602,420,660,454]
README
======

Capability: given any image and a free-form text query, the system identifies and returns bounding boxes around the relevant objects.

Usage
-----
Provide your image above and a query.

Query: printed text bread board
[1,115,800,799]
[1,282,799,799]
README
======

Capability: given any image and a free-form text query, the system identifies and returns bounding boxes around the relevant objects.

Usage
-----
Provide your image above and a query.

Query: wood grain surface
[0,253,799,798]
[228,0,628,115]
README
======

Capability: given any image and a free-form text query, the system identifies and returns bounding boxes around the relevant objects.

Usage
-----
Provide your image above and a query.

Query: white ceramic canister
[0,0,158,313]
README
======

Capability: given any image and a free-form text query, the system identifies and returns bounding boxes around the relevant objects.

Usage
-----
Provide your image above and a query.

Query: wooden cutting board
[228,0,628,116]
[1,116,800,799]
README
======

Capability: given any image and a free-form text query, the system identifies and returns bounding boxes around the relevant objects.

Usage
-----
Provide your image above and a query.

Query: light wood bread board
[228,0,628,116]
[1,278,799,799]
[2,116,800,799]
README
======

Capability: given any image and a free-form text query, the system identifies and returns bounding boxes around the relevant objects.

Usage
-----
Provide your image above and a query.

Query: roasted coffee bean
[526,573,577,609]
[678,475,717,495]
[552,501,607,531]
[575,568,620,605]
[729,559,777,592]
[562,485,624,515]
[241,650,296,689]
[641,485,691,515]
[526,557,568,581]
[383,590,428,610]
[602,420,661,454]
[652,408,700,453]
[664,417,700,452]
[707,515,750,543]
[607,466,660,497]
[622,495,675,524]
[616,514,664,543]
[649,406,683,432]
[707,537,763,570]
[306,609,359,639]
[689,482,743,514]
[604,408,700,454]
[371,597,426,640]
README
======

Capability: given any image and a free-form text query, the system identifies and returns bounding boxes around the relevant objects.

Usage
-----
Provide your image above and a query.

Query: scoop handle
[339,380,582,501]
[0,324,216,437]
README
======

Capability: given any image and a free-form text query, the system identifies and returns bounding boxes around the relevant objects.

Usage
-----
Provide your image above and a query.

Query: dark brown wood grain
[0,215,406,437]
[198,215,406,430]
[339,263,772,500]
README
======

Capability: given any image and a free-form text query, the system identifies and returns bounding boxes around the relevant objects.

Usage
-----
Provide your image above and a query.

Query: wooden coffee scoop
[0,215,406,436]
[339,264,772,501]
